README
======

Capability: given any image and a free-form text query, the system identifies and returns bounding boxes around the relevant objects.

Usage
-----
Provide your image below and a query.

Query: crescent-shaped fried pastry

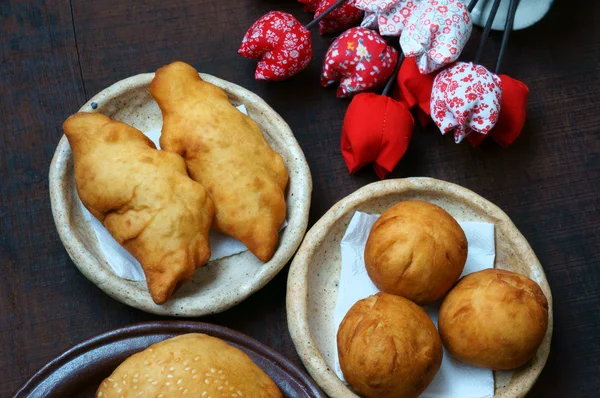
[63,112,215,304]
[150,62,288,262]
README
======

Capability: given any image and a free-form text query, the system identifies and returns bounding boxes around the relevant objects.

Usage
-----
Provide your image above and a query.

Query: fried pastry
[337,293,443,398]
[439,269,549,369]
[63,112,215,304]
[150,61,288,262]
[96,333,282,398]
[364,200,468,305]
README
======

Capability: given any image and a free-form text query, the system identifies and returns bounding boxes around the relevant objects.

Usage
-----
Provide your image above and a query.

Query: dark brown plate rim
[14,321,325,398]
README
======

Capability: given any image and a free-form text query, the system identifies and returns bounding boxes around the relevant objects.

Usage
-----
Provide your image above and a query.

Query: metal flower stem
[468,0,479,12]
[495,0,520,73]
[474,0,503,64]
[471,0,519,72]
[382,53,405,97]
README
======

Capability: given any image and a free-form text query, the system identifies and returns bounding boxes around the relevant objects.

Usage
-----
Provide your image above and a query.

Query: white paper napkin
[79,105,285,281]
[333,211,495,398]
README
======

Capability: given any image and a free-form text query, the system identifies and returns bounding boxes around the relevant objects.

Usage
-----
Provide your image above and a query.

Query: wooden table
[1,1,599,396]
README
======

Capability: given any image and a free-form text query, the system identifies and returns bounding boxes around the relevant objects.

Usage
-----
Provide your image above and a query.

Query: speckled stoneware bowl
[50,72,312,316]
[287,177,553,398]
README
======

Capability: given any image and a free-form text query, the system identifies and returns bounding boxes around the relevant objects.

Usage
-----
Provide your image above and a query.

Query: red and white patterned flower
[467,74,529,148]
[361,11,379,29]
[321,27,398,98]
[304,0,364,34]
[239,11,312,81]
[430,62,502,143]
[400,0,472,73]
[355,0,421,36]
[378,0,419,36]
[299,0,363,34]
[354,0,398,12]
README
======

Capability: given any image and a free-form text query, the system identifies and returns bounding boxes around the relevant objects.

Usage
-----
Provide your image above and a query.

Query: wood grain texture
[1,0,599,396]
[0,0,88,394]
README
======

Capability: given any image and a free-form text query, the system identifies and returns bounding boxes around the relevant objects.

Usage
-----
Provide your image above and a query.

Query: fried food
[439,269,549,369]
[96,333,282,398]
[337,293,443,398]
[364,201,468,305]
[150,61,288,262]
[63,112,215,304]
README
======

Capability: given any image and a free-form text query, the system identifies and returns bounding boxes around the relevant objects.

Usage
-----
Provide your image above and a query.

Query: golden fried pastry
[439,269,549,370]
[96,333,282,398]
[337,293,442,398]
[364,200,468,305]
[150,61,288,262]
[63,112,215,304]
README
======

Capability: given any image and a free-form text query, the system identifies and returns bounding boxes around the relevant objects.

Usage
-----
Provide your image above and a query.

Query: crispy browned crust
[337,293,443,398]
[364,200,468,305]
[63,112,214,304]
[439,268,549,370]
[150,61,288,262]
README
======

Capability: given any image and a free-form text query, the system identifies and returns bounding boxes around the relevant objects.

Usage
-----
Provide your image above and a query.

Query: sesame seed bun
[96,333,281,398]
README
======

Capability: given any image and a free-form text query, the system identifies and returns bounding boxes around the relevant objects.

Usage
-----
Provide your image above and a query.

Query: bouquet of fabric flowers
[239,0,528,178]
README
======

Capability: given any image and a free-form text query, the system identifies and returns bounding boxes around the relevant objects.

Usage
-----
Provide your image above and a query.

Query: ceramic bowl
[287,177,552,398]
[50,73,312,316]
[15,321,325,397]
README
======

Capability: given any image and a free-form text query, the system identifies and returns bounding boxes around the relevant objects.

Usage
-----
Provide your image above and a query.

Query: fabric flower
[361,11,379,29]
[322,27,398,98]
[355,0,421,36]
[299,0,320,11]
[314,0,364,34]
[239,11,312,81]
[342,93,414,178]
[400,0,472,73]
[395,56,436,126]
[430,62,502,143]
[468,75,529,147]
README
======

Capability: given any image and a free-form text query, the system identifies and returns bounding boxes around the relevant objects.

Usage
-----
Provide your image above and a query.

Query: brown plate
[14,321,324,398]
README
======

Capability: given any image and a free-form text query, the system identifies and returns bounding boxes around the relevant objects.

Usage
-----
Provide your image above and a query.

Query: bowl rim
[14,321,326,398]
[49,72,312,316]
[286,177,553,398]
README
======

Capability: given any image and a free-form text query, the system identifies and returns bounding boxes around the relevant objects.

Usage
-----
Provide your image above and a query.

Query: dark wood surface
[1,0,598,396]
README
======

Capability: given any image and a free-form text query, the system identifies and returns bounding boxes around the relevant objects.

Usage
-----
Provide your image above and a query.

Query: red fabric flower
[468,75,529,147]
[314,0,364,34]
[395,57,437,126]
[322,27,398,98]
[299,0,320,12]
[239,12,312,81]
[342,93,414,179]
